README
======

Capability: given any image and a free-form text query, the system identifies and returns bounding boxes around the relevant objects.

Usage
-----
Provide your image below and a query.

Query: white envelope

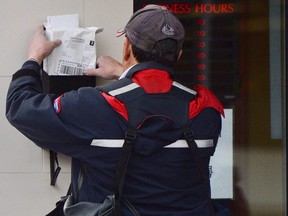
[43,14,103,75]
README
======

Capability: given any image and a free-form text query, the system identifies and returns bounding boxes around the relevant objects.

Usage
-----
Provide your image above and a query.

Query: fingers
[83,56,124,80]
[84,68,104,77]
[38,25,61,48]
[52,39,62,48]
[84,67,116,80]
[28,26,62,64]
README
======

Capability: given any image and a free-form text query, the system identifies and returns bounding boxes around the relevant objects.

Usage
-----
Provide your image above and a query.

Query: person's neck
[122,55,138,72]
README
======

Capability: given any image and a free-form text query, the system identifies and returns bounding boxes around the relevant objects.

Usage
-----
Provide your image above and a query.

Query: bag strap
[114,127,137,197]
[113,126,137,216]
[49,150,61,186]
[182,126,216,216]
[69,127,136,215]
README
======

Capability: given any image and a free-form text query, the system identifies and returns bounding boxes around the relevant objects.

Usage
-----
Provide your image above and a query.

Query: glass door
[134,1,286,215]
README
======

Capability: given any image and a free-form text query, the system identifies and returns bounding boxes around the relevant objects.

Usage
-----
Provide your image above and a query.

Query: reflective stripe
[109,83,140,96]
[91,139,214,148]
[164,139,214,148]
[172,81,197,95]
[91,139,125,148]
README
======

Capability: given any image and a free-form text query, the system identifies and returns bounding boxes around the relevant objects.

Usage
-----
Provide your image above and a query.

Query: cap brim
[116,26,126,37]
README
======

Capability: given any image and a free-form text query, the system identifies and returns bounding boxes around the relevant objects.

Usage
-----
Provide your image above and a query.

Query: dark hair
[131,38,181,67]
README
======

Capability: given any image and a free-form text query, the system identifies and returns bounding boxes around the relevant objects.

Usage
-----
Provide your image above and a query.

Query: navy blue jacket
[6,60,223,215]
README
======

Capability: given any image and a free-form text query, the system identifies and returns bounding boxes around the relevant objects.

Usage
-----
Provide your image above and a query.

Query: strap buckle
[125,127,137,143]
[182,126,194,139]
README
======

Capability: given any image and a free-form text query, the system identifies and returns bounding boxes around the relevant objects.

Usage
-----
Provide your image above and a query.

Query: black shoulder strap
[114,126,137,216]
[182,126,216,216]
[98,80,144,215]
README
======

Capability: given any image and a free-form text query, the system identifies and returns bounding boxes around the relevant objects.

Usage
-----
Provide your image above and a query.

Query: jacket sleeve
[5,61,88,158]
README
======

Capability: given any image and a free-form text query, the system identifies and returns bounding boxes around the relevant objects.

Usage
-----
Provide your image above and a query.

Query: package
[43,14,103,75]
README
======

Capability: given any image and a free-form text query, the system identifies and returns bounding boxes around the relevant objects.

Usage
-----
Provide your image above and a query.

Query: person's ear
[123,37,132,61]
[177,49,183,60]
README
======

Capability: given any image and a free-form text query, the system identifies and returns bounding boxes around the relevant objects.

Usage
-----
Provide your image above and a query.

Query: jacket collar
[125,61,175,79]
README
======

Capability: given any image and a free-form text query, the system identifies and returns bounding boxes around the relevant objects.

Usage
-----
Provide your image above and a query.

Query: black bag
[46,195,140,216]
[46,128,139,216]
[46,195,69,216]
[62,195,139,216]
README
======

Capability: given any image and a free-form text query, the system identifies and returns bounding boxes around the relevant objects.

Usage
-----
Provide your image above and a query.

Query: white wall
[0,1,132,215]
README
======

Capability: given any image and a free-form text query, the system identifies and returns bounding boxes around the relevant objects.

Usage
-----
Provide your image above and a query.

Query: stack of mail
[44,14,103,75]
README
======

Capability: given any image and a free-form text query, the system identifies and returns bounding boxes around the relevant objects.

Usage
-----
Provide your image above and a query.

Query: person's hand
[84,56,123,80]
[28,26,62,64]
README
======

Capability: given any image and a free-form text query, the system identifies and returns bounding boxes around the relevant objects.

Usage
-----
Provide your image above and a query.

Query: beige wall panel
[0,0,84,77]
[83,0,133,63]
[0,173,70,216]
[0,77,43,172]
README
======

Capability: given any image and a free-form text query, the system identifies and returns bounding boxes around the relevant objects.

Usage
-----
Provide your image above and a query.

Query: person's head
[118,4,185,67]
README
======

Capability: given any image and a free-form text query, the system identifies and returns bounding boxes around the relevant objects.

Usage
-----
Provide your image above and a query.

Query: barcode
[59,65,84,75]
